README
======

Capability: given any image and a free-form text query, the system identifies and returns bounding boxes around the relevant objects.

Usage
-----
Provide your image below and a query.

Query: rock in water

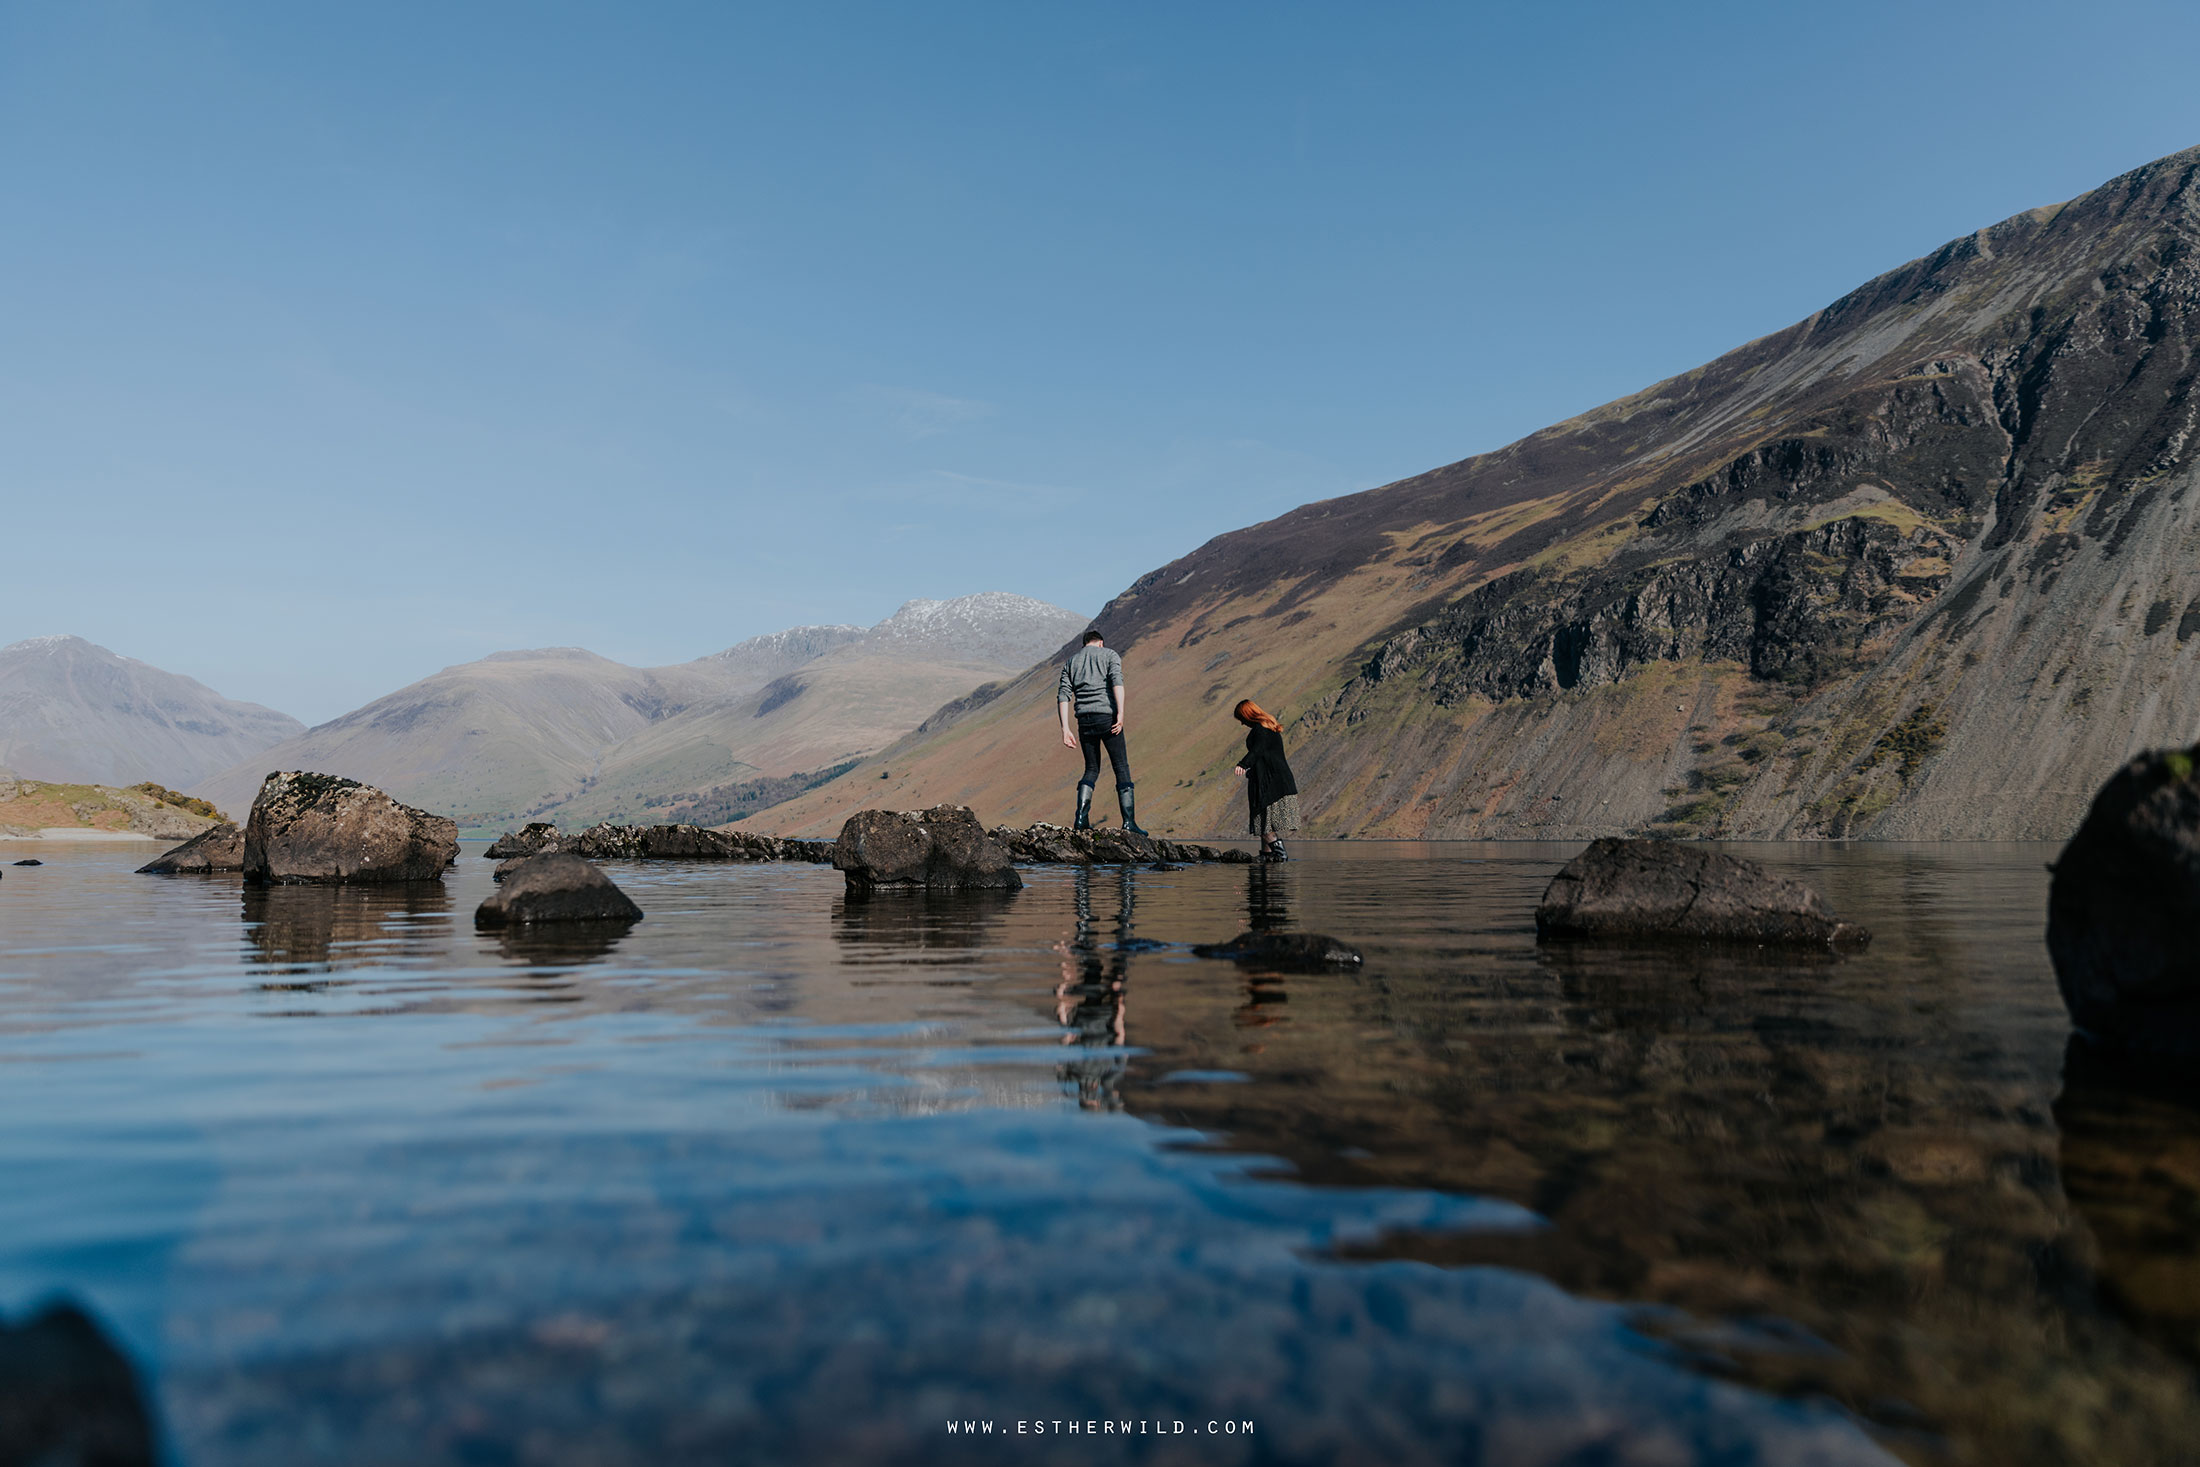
[832,806,1023,893]
[1535,837,1870,949]
[0,1300,159,1467]
[484,822,564,859]
[2048,745,2200,1057]
[10,859,40,867]
[475,853,643,928]
[137,821,245,874]
[1191,931,1364,967]
[242,771,458,885]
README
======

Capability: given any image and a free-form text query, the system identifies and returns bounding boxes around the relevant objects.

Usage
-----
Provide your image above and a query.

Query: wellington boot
[1073,786,1094,831]
[1118,787,1150,837]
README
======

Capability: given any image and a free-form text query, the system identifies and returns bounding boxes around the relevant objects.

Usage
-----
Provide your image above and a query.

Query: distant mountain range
[0,636,304,788]
[754,143,2200,841]
[188,593,1087,828]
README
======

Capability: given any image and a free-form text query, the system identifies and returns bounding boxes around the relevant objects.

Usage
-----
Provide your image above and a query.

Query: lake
[1,839,2195,1465]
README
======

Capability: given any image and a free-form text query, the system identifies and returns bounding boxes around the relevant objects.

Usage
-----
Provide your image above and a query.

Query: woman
[1232,699,1299,861]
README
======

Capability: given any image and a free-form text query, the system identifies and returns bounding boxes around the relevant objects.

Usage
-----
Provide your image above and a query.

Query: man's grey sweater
[1057,646,1123,717]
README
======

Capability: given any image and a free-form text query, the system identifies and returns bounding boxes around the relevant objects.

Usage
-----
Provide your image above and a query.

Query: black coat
[1236,726,1298,810]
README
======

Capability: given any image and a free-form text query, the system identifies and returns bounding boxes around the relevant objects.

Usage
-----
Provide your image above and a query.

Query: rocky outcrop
[0,1300,158,1467]
[2048,746,2200,1057]
[484,822,563,859]
[1191,931,1364,966]
[989,823,1255,865]
[832,806,1023,893]
[137,821,245,874]
[565,824,832,863]
[475,854,644,928]
[1536,837,1870,949]
[486,821,832,863]
[242,771,458,885]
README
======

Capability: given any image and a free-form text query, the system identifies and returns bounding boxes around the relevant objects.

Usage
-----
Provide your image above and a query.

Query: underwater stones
[475,853,643,928]
[136,821,245,874]
[833,806,1023,893]
[242,771,458,886]
[1191,931,1364,967]
[2048,745,2200,1058]
[484,822,564,859]
[1535,837,1869,950]
[0,1300,158,1467]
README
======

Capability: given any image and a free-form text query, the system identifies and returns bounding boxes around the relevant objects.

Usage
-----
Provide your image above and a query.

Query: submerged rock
[484,822,564,859]
[137,821,245,874]
[1535,837,1869,950]
[0,1299,158,1467]
[834,806,1023,893]
[1192,931,1364,967]
[475,853,643,928]
[243,771,458,886]
[2048,745,2200,1058]
[11,859,40,867]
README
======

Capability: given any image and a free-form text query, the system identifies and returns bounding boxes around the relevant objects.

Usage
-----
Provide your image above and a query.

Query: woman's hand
[1234,766,1246,778]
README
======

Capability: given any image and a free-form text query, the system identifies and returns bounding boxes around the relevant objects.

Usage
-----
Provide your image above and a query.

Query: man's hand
[1234,766,1246,778]
[1059,699,1077,751]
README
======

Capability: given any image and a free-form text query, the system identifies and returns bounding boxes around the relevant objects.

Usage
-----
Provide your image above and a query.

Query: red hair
[1233,699,1281,732]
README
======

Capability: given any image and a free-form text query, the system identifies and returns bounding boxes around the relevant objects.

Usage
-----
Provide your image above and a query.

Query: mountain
[192,648,734,828]
[750,145,2200,842]
[192,593,1088,828]
[524,593,1091,827]
[0,635,304,787]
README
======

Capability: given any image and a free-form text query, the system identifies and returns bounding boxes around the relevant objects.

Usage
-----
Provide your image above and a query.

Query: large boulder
[0,1300,158,1467]
[137,821,245,874]
[475,853,643,928]
[2048,745,2200,1058]
[833,806,1023,893]
[242,772,458,885]
[1535,837,1870,950]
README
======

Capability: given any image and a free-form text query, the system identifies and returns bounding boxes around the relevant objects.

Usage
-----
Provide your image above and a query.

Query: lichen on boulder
[242,771,457,886]
[832,806,1022,893]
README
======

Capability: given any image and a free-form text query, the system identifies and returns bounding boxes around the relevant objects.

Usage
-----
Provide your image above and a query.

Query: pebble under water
[1,840,2196,1466]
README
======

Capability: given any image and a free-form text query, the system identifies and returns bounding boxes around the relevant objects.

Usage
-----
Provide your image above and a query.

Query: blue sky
[5,0,2197,724]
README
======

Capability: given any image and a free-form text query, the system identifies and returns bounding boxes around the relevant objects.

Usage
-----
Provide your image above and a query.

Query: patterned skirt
[1250,792,1301,838]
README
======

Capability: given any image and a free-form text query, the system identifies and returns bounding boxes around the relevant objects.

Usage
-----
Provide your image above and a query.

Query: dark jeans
[1076,712,1132,791]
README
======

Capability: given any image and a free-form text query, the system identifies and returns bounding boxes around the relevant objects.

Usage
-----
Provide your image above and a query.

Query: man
[1057,628,1147,834]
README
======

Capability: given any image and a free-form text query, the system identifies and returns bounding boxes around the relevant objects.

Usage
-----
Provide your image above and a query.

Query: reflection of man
[1056,628,1147,834]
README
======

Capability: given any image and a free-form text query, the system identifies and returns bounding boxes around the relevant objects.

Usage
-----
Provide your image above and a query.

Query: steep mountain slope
[753,144,2200,841]
[192,593,1088,829]
[0,635,304,787]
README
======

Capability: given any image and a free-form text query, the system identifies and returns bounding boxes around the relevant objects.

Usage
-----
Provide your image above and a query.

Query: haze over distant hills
[192,593,1087,827]
[0,635,304,789]
[756,144,2200,841]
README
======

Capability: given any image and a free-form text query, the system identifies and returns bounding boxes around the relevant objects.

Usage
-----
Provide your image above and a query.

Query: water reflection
[2057,1042,2200,1371]
[829,888,1016,959]
[1109,866,2200,1467]
[486,920,638,967]
[1053,866,1133,1108]
[241,883,451,974]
